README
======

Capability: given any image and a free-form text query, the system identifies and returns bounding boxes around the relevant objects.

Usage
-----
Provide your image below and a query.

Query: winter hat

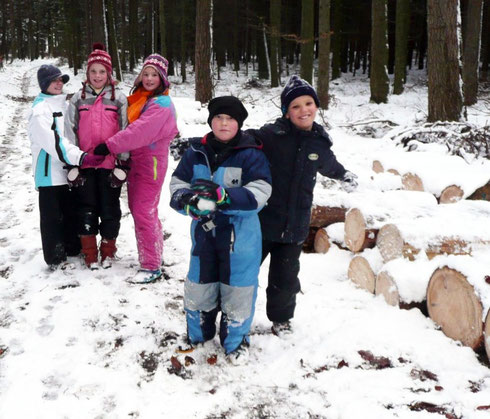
[280,75,320,115]
[87,43,113,76]
[134,54,170,89]
[37,65,69,92]
[207,96,249,128]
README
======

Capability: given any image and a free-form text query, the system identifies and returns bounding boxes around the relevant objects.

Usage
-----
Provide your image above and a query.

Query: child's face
[211,114,239,142]
[142,67,161,92]
[46,77,64,95]
[88,63,108,90]
[286,95,318,131]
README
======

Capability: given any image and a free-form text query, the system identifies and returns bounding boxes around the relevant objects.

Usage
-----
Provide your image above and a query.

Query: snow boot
[127,268,162,284]
[226,339,250,366]
[80,235,98,270]
[100,238,117,269]
[271,320,293,337]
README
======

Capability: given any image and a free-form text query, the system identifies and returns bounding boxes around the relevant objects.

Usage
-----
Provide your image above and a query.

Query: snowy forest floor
[0,59,490,419]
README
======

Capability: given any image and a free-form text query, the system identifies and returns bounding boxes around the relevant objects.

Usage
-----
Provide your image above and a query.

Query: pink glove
[83,154,105,166]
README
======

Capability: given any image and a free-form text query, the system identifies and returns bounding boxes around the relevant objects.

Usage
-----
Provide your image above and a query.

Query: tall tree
[106,0,122,81]
[90,0,106,45]
[481,0,490,81]
[393,0,410,94]
[427,0,462,121]
[195,0,212,103]
[331,0,343,80]
[462,0,483,105]
[159,0,167,56]
[179,0,187,82]
[300,0,314,83]
[269,0,281,87]
[370,0,389,103]
[128,0,138,70]
[317,0,331,107]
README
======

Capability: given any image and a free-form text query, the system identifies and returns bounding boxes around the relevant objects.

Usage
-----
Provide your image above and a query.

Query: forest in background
[1,0,489,122]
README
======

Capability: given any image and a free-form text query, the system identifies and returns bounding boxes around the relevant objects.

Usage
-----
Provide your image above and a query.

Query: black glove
[67,166,85,188]
[341,171,358,192]
[94,143,110,156]
[108,162,130,188]
[191,179,230,208]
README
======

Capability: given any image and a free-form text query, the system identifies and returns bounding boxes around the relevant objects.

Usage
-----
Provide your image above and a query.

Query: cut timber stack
[426,263,490,357]
[344,208,378,252]
[304,206,347,253]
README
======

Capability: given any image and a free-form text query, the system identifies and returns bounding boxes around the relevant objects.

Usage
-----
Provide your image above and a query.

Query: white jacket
[28,93,85,189]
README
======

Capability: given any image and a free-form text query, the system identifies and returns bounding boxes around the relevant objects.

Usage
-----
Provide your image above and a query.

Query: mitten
[341,171,358,192]
[94,143,110,156]
[180,192,215,220]
[83,153,106,166]
[191,179,230,208]
[108,162,130,188]
[67,167,85,188]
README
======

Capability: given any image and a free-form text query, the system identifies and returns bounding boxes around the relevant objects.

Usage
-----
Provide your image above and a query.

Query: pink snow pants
[127,153,168,270]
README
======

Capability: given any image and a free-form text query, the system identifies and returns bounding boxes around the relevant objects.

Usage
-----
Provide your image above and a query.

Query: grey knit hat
[37,65,69,93]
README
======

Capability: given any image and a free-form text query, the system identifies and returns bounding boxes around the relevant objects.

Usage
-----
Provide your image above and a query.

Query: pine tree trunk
[195,0,213,103]
[300,0,314,83]
[128,0,138,70]
[269,0,281,87]
[481,0,490,81]
[393,0,410,95]
[91,0,106,45]
[180,0,187,83]
[427,0,463,122]
[257,18,269,79]
[106,0,122,81]
[332,0,343,80]
[317,0,331,108]
[159,0,167,56]
[462,0,483,105]
[370,0,389,103]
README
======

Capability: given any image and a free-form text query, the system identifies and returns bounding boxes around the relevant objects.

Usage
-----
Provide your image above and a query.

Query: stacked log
[344,208,378,252]
[426,262,490,355]
[304,206,347,253]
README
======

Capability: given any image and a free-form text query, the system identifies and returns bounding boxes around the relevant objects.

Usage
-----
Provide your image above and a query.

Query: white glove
[341,171,358,192]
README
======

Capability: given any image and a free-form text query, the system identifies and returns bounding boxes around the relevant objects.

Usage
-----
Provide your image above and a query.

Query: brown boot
[80,235,98,269]
[100,238,117,269]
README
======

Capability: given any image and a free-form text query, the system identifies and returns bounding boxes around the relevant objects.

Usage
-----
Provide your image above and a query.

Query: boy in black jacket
[250,76,357,336]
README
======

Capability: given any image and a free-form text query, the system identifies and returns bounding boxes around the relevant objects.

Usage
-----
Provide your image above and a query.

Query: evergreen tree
[462,0,483,105]
[370,0,389,103]
[300,0,314,83]
[195,0,212,103]
[269,0,281,87]
[393,0,410,95]
[317,0,331,107]
[427,0,462,121]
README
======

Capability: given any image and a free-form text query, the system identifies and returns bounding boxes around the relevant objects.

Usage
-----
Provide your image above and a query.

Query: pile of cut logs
[308,173,490,361]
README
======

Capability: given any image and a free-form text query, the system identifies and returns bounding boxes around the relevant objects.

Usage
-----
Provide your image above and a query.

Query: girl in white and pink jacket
[65,43,128,269]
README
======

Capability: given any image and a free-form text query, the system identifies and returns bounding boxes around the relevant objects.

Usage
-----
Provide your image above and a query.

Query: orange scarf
[127,87,152,124]
[127,86,170,124]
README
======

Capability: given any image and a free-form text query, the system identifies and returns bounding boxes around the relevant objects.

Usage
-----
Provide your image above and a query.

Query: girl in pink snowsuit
[95,54,178,283]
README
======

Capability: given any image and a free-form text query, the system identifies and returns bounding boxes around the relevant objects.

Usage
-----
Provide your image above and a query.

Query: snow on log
[438,185,464,204]
[344,208,378,252]
[310,206,347,228]
[375,258,434,311]
[313,228,330,254]
[426,257,490,351]
[401,172,424,192]
[348,256,376,294]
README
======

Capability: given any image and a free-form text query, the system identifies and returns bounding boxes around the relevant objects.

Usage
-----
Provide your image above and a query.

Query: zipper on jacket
[44,153,50,177]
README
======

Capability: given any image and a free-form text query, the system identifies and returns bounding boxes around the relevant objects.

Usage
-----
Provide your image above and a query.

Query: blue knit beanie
[37,65,69,93]
[280,75,320,115]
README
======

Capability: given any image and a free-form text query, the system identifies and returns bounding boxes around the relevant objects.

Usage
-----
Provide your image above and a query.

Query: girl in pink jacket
[95,54,178,283]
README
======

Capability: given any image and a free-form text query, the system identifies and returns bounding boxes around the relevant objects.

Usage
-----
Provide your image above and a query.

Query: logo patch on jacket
[308,153,319,161]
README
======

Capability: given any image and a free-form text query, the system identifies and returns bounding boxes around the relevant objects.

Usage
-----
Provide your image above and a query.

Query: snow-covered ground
[0,58,490,418]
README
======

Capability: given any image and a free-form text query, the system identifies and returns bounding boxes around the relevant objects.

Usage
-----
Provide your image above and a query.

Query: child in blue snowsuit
[169,96,272,363]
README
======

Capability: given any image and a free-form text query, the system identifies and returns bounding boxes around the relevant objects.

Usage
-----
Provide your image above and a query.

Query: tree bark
[310,205,347,227]
[370,0,389,103]
[427,0,463,122]
[300,0,315,83]
[393,0,410,95]
[106,0,122,81]
[195,0,213,103]
[317,0,331,108]
[159,0,167,56]
[462,0,483,105]
[90,0,106,45]
[269,0,281,87]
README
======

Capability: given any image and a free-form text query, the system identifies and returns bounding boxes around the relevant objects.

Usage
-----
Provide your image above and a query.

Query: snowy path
[0,60,489,418]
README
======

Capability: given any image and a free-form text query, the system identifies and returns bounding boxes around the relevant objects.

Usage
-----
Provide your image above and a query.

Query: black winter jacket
[249,117,347,243]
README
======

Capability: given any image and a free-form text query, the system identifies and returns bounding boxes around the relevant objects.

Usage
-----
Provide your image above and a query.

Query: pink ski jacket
[105,95,178,159]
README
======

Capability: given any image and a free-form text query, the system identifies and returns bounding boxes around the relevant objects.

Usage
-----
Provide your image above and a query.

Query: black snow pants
[261,239,303,323]
[74,168,122,239]
[38,185,81,265]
